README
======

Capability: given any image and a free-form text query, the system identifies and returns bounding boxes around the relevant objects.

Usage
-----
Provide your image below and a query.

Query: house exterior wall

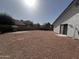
[66,6,79,39]
[54,3,79,39]
[54,25,60,34]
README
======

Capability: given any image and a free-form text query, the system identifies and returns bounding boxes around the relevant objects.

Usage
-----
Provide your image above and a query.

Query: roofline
[53,0,76,25]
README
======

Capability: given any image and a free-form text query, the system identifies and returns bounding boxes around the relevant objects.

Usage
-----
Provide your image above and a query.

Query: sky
[0,0,73,24]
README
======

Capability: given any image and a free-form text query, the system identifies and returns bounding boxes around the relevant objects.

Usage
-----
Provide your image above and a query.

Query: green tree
[43,22,51,30]
[24,20,33,27]
[34,23,40,30]
[0,14,15,33]
[23,20,34,30]
[0,14,15,25]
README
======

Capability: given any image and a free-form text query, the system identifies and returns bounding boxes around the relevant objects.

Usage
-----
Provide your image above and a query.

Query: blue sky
[0,0,73,24]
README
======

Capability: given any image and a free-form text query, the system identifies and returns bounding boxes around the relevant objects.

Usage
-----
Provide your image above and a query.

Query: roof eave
[53,0,76,25]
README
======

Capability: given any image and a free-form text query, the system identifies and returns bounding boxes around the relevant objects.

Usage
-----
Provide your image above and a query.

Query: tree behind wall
[0,14,14,25]
[23,20,34,30]
[41,22,51,30]
[0,14,15,33]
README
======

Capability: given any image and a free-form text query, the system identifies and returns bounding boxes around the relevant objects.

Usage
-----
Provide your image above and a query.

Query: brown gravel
[0,31,79,59]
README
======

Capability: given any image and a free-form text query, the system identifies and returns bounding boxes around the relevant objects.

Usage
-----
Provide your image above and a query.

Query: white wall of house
[54,25,60,34]
[54,3,79,39]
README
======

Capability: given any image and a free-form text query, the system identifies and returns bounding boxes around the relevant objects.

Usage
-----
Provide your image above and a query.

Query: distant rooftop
[14,20,25,26]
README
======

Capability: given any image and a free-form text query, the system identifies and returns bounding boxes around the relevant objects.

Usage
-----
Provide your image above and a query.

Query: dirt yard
[0,31,79,59]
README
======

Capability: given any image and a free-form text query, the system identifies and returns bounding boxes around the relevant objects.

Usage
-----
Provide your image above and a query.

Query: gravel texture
[0,31,79,59]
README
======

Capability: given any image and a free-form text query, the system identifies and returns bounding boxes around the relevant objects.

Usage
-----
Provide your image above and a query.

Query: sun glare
[23,0,37,8]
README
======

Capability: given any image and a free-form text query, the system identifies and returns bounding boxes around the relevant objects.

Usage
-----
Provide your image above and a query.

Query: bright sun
[23,0,37,8]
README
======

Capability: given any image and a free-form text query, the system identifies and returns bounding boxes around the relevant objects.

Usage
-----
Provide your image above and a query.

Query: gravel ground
[0,31,79,59]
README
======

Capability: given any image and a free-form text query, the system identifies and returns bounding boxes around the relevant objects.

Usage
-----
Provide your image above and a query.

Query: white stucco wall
[54,3,79,39]
[66,6,79,39]
[54,25,60,34]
